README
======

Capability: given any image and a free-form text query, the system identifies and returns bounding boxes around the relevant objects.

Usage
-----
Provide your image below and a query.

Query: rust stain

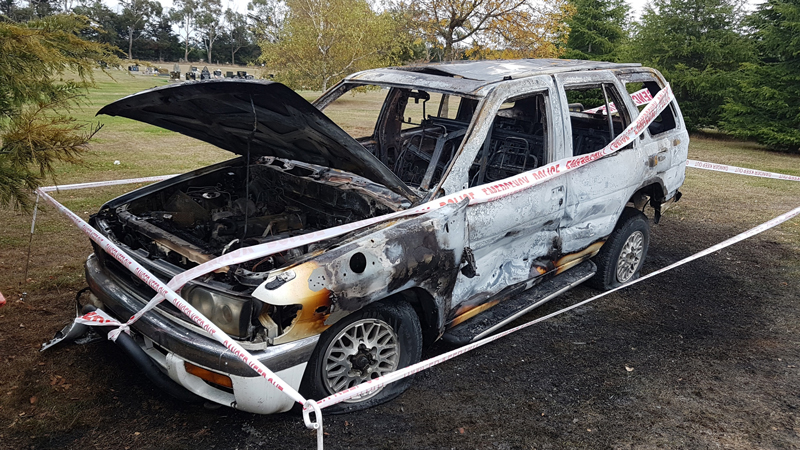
[448,300,500,328]
[554,241,604,275]
[268,263,333,344]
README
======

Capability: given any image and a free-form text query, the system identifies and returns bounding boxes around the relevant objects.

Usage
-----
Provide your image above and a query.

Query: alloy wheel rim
[616,230,644,283]
[322,318,400,402]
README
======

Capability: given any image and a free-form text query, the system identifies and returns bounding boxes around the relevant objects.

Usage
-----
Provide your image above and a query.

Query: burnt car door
[553,71,641,254]
[443,78,568,326]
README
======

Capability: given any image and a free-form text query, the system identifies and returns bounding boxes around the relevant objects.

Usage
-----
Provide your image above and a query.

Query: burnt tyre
[300,300,422,414]
[589,208,650,290]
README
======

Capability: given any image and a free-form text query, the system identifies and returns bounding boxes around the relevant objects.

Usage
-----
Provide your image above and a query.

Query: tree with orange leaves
[395,0,574,61]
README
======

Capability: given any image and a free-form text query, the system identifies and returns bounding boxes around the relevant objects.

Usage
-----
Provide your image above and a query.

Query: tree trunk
[127,27,134,59]
[184,37,189,61]
[443,39,453,62]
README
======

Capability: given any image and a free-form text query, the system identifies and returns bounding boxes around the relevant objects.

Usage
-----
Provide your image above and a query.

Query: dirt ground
[2,144,800,449]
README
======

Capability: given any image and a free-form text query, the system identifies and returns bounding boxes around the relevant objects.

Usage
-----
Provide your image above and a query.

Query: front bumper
[84,253,318,414]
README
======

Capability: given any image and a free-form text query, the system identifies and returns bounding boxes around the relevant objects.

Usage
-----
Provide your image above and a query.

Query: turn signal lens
[184,362,233,389]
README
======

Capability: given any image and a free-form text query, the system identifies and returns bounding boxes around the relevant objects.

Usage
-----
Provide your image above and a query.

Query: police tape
[39,174,178,192]
[312,203,800,409]
[584,87,654,115]
[33,78,800,447]
[35,187,309,406]
[687,159,800,182]
[112,84,677,338]
[35,83,676,443]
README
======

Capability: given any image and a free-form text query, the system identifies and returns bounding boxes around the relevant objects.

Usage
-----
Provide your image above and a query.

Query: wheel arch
[387,287,442,348]
[627,179,667,212]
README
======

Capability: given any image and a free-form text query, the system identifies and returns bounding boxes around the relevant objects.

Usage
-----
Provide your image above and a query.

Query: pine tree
[0,14,120,210]
[626,0,753,130]
[563,0,629,61]
[721,0,800,151]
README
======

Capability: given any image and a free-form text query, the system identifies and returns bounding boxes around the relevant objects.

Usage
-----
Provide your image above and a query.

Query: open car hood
[97,80,417,202]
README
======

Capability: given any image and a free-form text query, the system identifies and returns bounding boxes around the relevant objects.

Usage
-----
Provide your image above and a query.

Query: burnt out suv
[56,59,687,414]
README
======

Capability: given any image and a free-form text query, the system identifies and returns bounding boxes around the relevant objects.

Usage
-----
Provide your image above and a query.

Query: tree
[146,12,179,61]
[73,0,124,47]
[467,0,574,59]
[170,0,197,61]
[0,14,120,210]
[224,8,250,64]
[625,0,754,130]
[119,0,160,59]
[563,0,629,61]
[721,0,800,151]
[247,0,284,42]
[395,0,573,61]
[196,0,222,63]
[259,0,398,90]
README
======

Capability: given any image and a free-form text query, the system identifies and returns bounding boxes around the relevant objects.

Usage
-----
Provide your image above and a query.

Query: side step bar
[442,260,596,345]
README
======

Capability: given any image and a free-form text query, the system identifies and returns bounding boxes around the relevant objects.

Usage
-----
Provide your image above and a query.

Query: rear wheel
[589,208,650,290]
[300,300,422,414]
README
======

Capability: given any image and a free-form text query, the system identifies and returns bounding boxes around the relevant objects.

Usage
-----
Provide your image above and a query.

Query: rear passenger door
[616,71,689,200]
[554,72,642,254]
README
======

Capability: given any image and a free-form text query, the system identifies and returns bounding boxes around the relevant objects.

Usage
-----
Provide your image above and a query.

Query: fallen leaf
[134,432,140,436]
[29,397,37,405]
[458,428,465,434]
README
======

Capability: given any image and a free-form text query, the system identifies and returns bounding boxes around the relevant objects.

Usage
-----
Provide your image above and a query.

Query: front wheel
[589,208,650,290]
[300,300,422,414]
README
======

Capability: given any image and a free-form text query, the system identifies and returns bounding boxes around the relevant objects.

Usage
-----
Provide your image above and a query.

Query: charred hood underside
[97,79,418,202]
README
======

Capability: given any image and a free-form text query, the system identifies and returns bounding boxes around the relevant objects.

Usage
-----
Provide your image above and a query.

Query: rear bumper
[84,253,317,414]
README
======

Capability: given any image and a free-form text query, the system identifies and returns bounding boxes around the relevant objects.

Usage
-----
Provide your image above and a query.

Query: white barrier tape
[313,203,800,409]
[75,309,122,327]
[584,87,654,115]
[40,174,178,192]
[303,400,324,450]
[119,85,676,338]
[36,188,308,406]
[687,159,800,182]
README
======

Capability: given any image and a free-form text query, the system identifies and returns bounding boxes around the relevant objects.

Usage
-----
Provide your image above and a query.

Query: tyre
[589,208,650,290]
[300,300,422,414]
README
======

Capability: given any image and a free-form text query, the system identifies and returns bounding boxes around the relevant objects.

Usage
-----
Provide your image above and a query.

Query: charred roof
[396,59,641,82]
[344,59,642,97]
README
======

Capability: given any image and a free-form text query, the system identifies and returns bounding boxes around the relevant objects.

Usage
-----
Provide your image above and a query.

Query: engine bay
[96,157,405,275]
